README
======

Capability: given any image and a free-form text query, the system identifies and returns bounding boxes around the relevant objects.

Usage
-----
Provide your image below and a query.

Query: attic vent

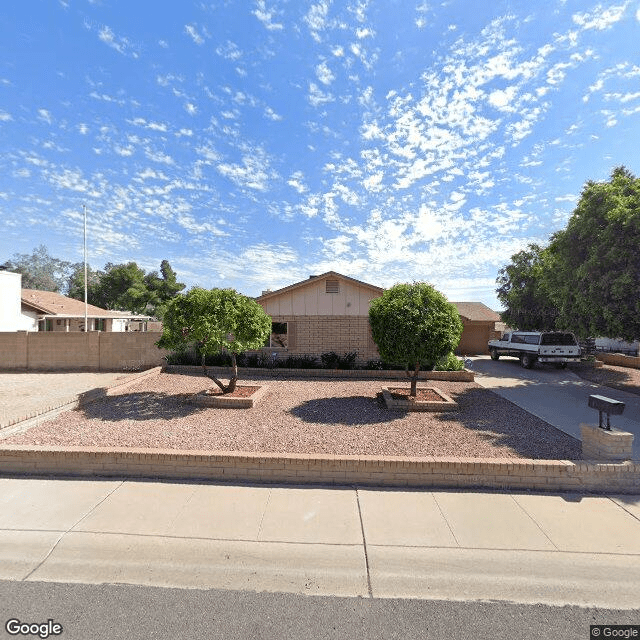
[325,279,340,294]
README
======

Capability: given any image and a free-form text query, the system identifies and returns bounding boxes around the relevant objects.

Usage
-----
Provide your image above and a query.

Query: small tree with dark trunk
[368,282,463,397]
[157,288,272,394]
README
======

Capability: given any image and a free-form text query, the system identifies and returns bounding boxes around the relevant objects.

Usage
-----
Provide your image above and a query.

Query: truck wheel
[490,348,499,361]
[520,354,535,369]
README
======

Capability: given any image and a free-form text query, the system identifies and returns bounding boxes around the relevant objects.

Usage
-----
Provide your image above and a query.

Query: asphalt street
[473,356,640,458]
[1,580,638,640]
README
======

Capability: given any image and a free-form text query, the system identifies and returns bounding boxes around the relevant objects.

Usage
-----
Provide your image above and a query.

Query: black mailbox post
[588,394,625,430]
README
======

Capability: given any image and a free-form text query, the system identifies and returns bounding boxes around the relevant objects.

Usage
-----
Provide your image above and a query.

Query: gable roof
[256,271,385,301]
[21,289,126,318]
[452,301,501,323]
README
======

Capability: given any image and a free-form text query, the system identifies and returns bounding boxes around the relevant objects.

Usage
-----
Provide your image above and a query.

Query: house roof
[21,289,129,318]
[256,271,385,301]
[451,301,501,323]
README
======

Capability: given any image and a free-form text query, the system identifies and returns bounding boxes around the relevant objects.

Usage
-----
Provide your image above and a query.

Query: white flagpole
[83,203,88,332]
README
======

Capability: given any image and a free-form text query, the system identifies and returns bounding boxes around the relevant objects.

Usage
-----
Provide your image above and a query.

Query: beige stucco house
[255,271,501,362]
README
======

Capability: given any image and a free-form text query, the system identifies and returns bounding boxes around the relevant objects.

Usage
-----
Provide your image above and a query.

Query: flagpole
[83,203,88,332]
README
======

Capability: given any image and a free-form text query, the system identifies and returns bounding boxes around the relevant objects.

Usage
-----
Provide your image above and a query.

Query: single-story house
[255,271,501,362]
[0,269,151,332]
[21,289,152,332]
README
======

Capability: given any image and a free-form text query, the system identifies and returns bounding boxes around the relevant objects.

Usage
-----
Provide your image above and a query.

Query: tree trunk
[410,362,420,397]
[226,353,238,394]
[201,353,230,393]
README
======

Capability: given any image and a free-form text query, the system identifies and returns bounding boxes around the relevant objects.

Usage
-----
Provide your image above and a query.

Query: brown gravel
[3,371,581,460]
[572,363,640,396]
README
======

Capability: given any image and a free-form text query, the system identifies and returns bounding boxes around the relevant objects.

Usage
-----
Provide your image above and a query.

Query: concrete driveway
[0,371,135,429]
[472,356,640,459]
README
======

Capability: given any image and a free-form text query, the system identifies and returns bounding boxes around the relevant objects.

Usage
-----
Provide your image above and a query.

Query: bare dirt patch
[2,372,581,460]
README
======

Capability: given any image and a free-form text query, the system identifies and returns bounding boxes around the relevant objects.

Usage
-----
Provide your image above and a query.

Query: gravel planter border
[191,385,270,409]
[382,387,457,411]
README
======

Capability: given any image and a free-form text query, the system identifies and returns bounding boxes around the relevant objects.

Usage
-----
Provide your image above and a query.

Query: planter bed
[191,385,269,409]
[382,386,457,411]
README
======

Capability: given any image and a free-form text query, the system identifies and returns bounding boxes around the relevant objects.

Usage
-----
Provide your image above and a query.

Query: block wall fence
[0,332,168,371]
[597,352,640,369]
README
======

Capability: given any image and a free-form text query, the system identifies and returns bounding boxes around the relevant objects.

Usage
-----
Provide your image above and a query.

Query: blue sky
[1,1,639,309]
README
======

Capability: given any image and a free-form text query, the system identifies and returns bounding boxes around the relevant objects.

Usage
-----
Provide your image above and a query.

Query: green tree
[66,263,103,303]
[91,262,158,314]
[144,260,185,319]
[157,288,272,393]
[496,244,558,330]
[545,166,640,341]
[4,245,76,292]
[368,282,463,396]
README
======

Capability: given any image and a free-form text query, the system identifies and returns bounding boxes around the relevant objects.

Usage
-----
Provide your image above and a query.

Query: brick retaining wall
[0,446,638,493]
[597,352,640,370]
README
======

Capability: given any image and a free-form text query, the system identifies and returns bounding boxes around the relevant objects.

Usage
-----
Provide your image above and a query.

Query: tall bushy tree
[368,282,463,396]
[546,166,640,341]
[496,244,558,330]
[4,245,77,292]
[157,288,272,393]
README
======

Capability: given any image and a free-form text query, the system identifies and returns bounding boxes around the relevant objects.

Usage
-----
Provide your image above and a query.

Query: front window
[95,319,106,331]
[267,322,288,348]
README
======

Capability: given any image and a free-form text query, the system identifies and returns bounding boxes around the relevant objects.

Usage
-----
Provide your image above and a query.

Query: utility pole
[83,203,88,332]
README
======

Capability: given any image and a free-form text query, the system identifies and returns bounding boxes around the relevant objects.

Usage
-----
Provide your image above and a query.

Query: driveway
[472,356,640,459]
[0,371,135,429]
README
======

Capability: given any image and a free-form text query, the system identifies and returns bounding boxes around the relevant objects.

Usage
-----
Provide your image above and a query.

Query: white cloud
[185,102,197,115]
[254,0,284,31]
[316,61,335,85]
[305,1,330,42]
[184,24,205,45]
[0,111,12,122]
[308,82,334,106]
[288,171,307,193]
[98,25,139,58]
[572,2,629,30]
[217,147,277,191]
[37,109,52,124]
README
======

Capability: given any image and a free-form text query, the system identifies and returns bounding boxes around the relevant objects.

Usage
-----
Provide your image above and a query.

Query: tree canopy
[67,259,185,319]
[496,244,558,331]
[157,287,272,393]
[368,282,463,396]
[496,166,640,341]
[3,245,77,292]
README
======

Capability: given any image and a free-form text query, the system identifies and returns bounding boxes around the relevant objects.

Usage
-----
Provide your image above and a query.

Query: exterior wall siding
[260,315,380,363]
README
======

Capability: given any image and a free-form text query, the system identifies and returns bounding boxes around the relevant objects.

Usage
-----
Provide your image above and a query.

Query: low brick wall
[0,446,638,493]
[164,365,475,382]
[597,352,640,370]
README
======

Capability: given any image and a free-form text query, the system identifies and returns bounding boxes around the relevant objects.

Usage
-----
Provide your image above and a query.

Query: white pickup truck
[488,331,581,369]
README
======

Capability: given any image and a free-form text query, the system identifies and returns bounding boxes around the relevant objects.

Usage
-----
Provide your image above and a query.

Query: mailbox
[588,394,625,430]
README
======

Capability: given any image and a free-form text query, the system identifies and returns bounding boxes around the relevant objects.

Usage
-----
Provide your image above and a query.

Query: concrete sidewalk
[1,477,639,608]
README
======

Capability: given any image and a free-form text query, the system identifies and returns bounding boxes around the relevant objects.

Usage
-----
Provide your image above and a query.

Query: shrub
[320,351,340,368]
[434,352,464,371]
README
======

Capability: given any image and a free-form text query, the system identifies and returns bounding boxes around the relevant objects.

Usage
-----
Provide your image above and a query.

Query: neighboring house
[255,271,502,361]
[0,270,32,331]
[21,289,152,332]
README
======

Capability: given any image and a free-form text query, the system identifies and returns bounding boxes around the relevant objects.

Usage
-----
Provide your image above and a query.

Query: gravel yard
[3,372,581,459]
[573,363,640,396]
